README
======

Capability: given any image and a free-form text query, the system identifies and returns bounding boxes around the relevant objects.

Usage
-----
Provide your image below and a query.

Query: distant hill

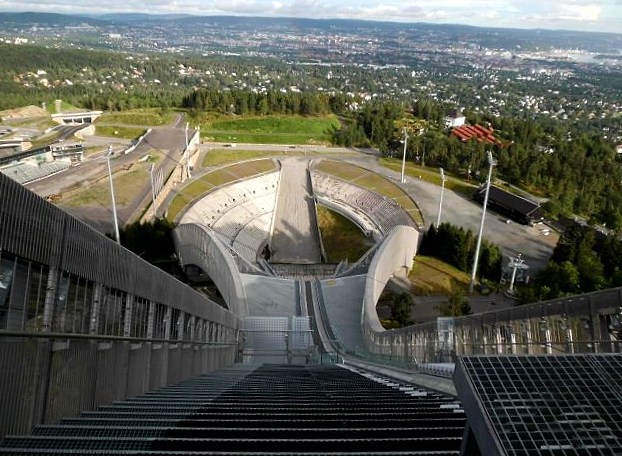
[0,11,620,53]
[0,11,107,27]
[96,13,192,23]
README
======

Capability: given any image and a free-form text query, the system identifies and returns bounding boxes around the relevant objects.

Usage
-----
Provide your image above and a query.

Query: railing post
[123,294,133,338]
[146,301,155,340]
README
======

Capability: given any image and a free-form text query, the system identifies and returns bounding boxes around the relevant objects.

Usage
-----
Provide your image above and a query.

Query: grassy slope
[316,205,372,263]
[409,255,471,296]
[201,115,340,145]
[97,109,175,126]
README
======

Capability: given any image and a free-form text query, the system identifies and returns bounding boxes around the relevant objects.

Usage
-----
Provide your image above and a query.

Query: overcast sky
[1,0,621,34]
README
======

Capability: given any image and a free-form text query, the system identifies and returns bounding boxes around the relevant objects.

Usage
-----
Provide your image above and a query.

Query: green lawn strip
[314,160,368,181]
[223,160,275,179]
[95,125,147,139]
[246,160,276,174]
[316,205,373,263]
[409,255,471,296]
[379,157,476,196]
[205,132,330,145]
[167,194,194,222]
[201,169,238,187]
[202,149,280,167]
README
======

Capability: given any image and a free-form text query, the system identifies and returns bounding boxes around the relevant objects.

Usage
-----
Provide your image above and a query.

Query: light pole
[184,122,192,179]
[437,167,447,227]
[105,145,121,244]
[149,164,157,217]
[469,151,496,292]
[400,127,408,184]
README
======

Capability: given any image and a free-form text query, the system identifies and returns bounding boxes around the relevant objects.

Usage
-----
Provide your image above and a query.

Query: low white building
[444,108,466,128]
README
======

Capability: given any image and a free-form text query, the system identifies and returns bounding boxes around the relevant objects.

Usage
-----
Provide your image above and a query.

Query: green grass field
[200,115,340,145]
[63,167,146,207]
[61,153,163,207]
[316,206,373,263]
[409,256,471,296]
[166,159,277,221]
[314,160,424,226]
[379,157,476,196]
[96,109,175,126]
[94,125,147,139]
[45,100,81,114]
[203,149,281,167]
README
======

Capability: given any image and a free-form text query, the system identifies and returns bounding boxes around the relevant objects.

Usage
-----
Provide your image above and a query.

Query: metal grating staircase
[0,364,465,455]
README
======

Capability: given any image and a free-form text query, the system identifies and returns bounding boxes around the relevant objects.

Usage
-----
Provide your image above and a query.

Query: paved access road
[27,115,188,234]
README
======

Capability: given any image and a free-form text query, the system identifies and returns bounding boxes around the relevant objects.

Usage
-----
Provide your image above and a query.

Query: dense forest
[518,224,622,303]
[419,223,503,284]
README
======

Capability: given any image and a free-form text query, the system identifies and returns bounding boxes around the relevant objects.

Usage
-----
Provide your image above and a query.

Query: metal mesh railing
[0,173,241,438]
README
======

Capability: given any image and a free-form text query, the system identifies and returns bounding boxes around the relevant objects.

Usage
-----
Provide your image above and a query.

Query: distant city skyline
[1,0,621,34]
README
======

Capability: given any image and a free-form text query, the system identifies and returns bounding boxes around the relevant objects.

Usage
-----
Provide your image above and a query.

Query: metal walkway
[0,364,465,455]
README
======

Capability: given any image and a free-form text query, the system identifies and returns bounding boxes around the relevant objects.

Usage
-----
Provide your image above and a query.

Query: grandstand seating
[0,161,71,184]
[181,172,279,228]
[0,364,465,455]
[180,172,279,262]
[311,171,416,236]
[232,212,272,263]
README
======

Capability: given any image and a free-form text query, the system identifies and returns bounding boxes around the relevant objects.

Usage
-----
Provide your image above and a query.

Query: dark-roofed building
[473,185,544,225]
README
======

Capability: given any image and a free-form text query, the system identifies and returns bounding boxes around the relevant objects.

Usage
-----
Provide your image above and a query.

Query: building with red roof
[451,123,504,147]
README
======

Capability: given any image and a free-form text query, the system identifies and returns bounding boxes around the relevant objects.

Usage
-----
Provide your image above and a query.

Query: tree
[391,292,413,327]
[116,218,176,267]
[439,283,472,317]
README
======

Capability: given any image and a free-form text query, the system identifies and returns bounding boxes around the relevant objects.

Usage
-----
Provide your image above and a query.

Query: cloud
[559,4,602,21]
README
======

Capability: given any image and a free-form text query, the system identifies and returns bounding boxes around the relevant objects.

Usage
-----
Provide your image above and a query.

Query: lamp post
[149,164,157,217]
[184,122,192,180]
[400,127,408,184]
[105,145,121,244]
[437,167,447,227]
[469,151,496,293]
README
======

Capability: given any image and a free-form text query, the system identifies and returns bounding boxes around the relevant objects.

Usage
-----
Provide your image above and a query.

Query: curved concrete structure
[361,226,419,350]
[174,223,249,317]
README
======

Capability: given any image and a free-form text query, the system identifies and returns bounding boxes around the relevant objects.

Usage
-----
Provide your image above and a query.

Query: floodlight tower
[437,167,447,227]
[400,127,408,184]
[105,145,121,244]
[469,151,496,292]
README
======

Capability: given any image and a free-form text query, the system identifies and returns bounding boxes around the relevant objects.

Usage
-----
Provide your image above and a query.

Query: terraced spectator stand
[0,364,466,455]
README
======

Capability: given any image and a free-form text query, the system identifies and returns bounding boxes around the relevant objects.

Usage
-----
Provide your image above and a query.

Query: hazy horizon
[0,0,621,35]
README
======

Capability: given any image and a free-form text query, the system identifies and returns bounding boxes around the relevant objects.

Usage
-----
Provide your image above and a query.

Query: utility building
[473,185,544,225]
